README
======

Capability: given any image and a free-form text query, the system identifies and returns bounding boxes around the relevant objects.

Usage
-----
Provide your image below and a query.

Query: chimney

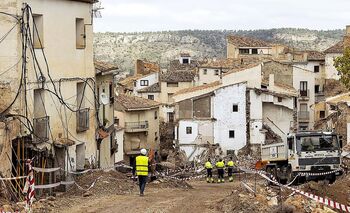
[344,25,350,49]
[269,74,275,87]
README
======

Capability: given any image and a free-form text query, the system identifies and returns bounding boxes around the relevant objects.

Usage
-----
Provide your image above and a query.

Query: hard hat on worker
[140,148,147,155]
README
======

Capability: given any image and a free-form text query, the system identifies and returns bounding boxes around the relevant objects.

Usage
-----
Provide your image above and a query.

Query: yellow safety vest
[136,155,149,176]
[227,161,235,167]
[216,161,225,168]
[205,161,212,169]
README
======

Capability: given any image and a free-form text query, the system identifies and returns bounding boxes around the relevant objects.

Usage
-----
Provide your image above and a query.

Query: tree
[334,47,350,90]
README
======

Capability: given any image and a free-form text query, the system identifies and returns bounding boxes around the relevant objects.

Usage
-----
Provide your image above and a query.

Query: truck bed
[261,142,288,162]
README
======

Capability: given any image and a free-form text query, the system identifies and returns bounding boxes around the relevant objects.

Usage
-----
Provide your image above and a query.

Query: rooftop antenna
[93,1,104,18]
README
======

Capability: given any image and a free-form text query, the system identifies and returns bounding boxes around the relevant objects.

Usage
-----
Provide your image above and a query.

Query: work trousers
[217,169,224,179]
[138,175,148,195]
[228,168,233,177]
[206,168,212,177]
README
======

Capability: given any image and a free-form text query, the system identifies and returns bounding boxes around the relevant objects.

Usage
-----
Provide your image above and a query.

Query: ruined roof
[116,94,160,110]
[326,92,350,105]
[160,70,195,82]
[261,79,297,97]
[137,82,161,93]
[227,35,272,47]
[324,41,344,54]
[200,58,237,69]
[137,59,160,74]
[306,51,325,61]
[180,53,191,57]
[169,59,200,72]
[174,81,221,96]
[95,60,118,74]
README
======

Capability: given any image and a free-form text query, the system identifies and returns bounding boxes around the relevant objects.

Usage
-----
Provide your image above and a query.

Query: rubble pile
[150,178,193,189]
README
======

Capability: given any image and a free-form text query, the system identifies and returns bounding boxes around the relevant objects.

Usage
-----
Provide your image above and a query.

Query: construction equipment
[261,131,342,183]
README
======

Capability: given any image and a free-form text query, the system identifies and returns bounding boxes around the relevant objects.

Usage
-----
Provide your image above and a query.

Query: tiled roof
[169,60,200,72]
[116,94,160,110]
[223,63,261,76]
[227,35,271,47]
[118,74,143,89]
[306,51,325,61]
[180,53,191,57]
[95,60,118,74]
[326,92,350,105]
[174,81,221,96]
[200,58,237,69]
[324,41,344,54]
[137,82,161,93]
[161,70,195,82]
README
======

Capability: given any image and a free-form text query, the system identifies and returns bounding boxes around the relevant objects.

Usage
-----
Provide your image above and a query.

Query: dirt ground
[53,181,236,213]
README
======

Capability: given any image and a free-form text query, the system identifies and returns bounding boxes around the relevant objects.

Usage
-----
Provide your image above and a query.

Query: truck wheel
[327,174,336,184]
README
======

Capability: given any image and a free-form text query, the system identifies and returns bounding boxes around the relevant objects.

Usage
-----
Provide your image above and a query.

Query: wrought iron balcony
[298,111,310,121]
[125,121,148,132]
[299,89,310,100]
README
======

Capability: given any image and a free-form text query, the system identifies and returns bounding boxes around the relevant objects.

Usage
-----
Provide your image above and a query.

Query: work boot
[217,179,221,183]
[229,177,233,182]
[206,178,210,183]
[222,179,225,183]
[211,178,214,183]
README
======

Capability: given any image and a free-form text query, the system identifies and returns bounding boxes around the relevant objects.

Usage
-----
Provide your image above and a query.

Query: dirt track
[57,181,237,213]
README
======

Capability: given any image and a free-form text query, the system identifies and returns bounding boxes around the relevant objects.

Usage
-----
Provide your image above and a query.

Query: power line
[0,58,22,77]
[0,22,19,44]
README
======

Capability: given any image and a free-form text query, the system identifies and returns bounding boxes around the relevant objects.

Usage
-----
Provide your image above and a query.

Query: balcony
[77,108,90,132]
[315,91,325,103]
[33,116,49,143]
[125,121,148,133]
[298,89,310,101]
[298,111,310,122]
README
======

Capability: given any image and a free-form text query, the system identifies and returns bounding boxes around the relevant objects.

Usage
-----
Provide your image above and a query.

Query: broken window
[239,49,249,54]
[319,111,325,119]
[148,95,154,100]
[252,49,258,54]
[76,18,85,49]
[232,104,238,112]
[203,69,207,75]
[229,130,235,138]
[314,66,320,73]
[193,96,211,118]
[33,14,44,49]
[167,82,179,87]
[186,127,192,134]
[140,80,149,86]
[278,97,283,102]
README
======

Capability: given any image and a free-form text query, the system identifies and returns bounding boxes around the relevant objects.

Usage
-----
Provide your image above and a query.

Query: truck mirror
[339,139,343,148]
[288,141,293,150]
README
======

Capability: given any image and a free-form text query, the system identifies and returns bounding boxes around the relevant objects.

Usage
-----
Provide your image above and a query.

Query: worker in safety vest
[227,157,235,182]
[135,148,149,196]
[205,158,214,183]
[216,158,225,183]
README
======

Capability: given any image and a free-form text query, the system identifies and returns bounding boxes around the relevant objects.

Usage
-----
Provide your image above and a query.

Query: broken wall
[262,61,293,86]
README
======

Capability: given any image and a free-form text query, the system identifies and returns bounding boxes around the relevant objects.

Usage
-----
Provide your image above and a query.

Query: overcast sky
[94,0,350,32]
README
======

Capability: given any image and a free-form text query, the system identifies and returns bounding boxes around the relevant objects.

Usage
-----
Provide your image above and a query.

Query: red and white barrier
[22,159,35,212]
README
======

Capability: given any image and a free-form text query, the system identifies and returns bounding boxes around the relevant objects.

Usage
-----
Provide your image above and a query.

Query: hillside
[93,29,344,74]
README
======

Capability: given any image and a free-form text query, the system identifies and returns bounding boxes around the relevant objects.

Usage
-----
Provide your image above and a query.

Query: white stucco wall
[114,129,124,163]
[213,83,247,153]
[134,72,158,94]
[325,53,342,80]
[222,65,262,88]
[197,68,222,85]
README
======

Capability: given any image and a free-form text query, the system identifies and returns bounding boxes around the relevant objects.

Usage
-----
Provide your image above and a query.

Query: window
[167,82,179,87]
[232,104,238,112]
[167,93,174,103]
[77,82,85,109]
[148,95,154,100]
[133,81,137,87]
[314,65,320,73]
[319,111,325,119]
[300,81,308,97]
[168,112,174,123]
[214,70,219,76]
[182,58,189,64]
[300,103,308,112]
[278,97,283,102]
[155,132,158,141]
[203,69,207,75]
[330,105,337,110]
[76,18,85,49]
[315,85,320,93]
[33,14,44,49]
[229,130,235,138]
[239,49,249,54]
[154,110,158,120]
[114,118,119,126]
[186,127,192,134]
[109,83,114,103]
[252,49,258,54]
[140,80,149,86]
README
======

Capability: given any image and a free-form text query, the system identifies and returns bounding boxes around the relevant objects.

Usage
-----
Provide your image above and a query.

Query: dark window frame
[229,130,235,138]
[186,127,192,134]
[140,80,149,86]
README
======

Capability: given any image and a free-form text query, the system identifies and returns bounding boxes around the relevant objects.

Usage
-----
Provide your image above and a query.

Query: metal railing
[298,111,310,121]
[77,108,90,132]
[299,89,310,98]
[125,121,148,132]
[33,116,49,143]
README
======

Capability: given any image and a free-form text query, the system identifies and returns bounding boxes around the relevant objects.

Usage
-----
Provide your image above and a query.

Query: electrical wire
[0,58,22,77]
[0,22,19,44]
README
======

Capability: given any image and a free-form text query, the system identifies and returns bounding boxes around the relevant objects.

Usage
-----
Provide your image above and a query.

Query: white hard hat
[140,148,147,155]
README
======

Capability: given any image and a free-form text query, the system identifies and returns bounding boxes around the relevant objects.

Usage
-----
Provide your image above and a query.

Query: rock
[48,202,55,207]
[39,198,47,203]
[47,196,56,201]
[83,191,92,197]
[267,196,278,206]
[238,193,246,198]
[308,181,320,191]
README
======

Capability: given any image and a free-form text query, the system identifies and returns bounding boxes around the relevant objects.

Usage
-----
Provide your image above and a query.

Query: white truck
[261,131,342,183]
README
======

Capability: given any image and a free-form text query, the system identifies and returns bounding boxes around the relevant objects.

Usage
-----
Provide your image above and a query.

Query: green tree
[334,47,350,90]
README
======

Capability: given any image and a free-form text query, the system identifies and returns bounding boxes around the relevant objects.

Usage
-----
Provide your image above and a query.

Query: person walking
[216,158,225,183]
[135,148,149,196]
[227,157,235,182]
[205,158,214,183]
